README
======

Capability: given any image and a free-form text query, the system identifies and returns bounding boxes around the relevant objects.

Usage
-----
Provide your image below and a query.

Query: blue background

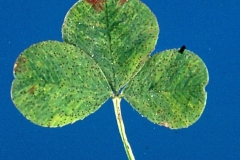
[1,0,240,159]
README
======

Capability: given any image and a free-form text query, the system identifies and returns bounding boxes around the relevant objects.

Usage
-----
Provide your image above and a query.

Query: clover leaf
[11,1,209,159]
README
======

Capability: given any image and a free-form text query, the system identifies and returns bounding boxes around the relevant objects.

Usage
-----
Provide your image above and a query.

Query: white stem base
[112,97,135,160]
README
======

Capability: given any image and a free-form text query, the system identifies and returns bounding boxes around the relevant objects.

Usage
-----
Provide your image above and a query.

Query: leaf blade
[123,49,209,129]
[11,41,111,127]
[62,0,159,92]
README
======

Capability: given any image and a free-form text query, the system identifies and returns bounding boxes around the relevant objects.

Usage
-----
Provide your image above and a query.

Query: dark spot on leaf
[178,45,186,54]
[148,83,155,91]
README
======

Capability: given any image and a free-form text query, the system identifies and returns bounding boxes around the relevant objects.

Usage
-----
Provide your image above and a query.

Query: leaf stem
[112,97,135,160]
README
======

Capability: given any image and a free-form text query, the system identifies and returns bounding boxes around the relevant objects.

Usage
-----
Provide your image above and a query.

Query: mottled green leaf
[11,41,111,127]
[62,0,159,92]
[123,49,209,129]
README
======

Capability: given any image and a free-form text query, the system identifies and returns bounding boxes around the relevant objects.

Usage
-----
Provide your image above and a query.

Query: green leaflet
[123,49,209,129]
[62,0,159,93]
[11,41,111,127]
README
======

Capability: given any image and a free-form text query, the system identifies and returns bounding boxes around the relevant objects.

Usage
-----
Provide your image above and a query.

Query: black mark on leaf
[178,45,186,54]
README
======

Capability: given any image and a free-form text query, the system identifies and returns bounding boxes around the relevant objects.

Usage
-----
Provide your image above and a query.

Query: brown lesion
[85,0,128,12]
[27,85,37,95]
[14,55,27,73]
[159,122,169,128]
[85,0,106,12]
[118,0,128,6]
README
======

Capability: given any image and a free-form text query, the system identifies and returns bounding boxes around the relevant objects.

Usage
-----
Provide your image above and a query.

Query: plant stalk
[112,97,135,160]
